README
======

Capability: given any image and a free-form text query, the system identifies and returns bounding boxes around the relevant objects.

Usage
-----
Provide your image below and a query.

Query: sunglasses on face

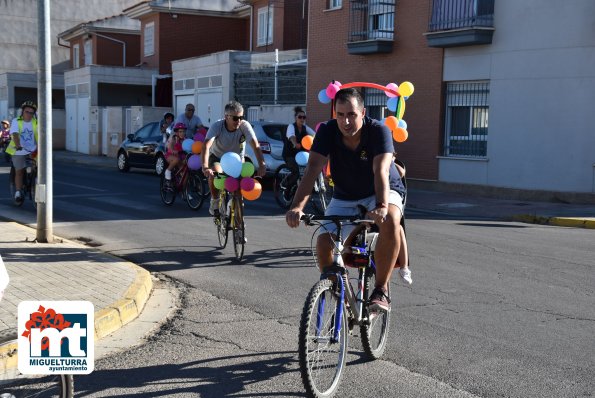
[24,111,35,115]
[297,115,307,120]
[226,114,244,122]
[186,109,195,112]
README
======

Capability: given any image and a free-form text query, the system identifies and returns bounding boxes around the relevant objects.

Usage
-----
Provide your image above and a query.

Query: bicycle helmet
[173,122,187,131]
[21,100,37,111]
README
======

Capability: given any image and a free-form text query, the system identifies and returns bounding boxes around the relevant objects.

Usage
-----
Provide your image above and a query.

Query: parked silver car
[245,121,287,177]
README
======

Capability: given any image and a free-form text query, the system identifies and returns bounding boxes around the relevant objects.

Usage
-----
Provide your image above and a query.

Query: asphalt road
[0,160,593,397]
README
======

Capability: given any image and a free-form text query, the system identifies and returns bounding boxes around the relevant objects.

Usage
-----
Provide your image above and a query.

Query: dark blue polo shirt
[311,117,406,201]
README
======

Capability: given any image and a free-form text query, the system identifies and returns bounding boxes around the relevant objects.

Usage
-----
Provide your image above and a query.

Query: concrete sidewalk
[0,221,154,376]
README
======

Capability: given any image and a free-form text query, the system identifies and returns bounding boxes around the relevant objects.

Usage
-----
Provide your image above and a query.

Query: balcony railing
[347,0,396,54]
[425,0,495,47]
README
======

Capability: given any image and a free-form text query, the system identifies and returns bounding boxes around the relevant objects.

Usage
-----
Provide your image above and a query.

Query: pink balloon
[240,177,255,191]
[326,83,340,100]
[224,177,240,192]
[385,83,399,98]
[315,122,323,132]
[333,80,342,87]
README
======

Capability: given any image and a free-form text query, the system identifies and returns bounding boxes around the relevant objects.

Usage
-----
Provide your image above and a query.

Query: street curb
[94,265,153,340]
[512,214,595,229]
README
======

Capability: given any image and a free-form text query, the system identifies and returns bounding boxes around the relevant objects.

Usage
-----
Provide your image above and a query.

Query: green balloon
[241,162,255,177]
[214,176,227,190]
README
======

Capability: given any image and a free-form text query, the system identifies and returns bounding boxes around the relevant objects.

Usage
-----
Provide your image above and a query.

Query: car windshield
[261,124,286,142]
[136,122,161,141]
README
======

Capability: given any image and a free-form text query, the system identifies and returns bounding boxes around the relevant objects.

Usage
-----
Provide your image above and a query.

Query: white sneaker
[209,198,219,216]
[14,191,22,200]
[398,267,412,285]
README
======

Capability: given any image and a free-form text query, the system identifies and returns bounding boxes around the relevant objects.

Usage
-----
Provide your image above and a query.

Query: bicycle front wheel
[310,173,333,215]
[273,165,294,209]
[184,172,205,210]
[231,195,245,261]
[0,374,74,398]
[216,193,228,249]
[360,267,391,359]
[299,279,348,398]
[160,175,176,205]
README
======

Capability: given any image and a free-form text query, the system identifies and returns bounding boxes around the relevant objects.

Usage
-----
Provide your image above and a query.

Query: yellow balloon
[399,81,414,97]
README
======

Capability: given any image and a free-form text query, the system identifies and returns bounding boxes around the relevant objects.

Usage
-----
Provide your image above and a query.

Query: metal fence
[443,81,489,157]
[348,0,396,42]
[428,0,494,32]
[233,50,307,107]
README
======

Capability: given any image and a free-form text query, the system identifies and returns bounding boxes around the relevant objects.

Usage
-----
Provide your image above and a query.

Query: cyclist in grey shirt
[202,101,267,215]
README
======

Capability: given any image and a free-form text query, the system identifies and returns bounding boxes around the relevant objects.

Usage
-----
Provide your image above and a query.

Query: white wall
[0,0,138,75]
[440,0,595,193]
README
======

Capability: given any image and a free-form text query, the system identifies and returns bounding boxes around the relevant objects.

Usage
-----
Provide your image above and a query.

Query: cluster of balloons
[215,152,262,201]
[185,129,207,171]
[317,80,414,143]
[295,134,314,166]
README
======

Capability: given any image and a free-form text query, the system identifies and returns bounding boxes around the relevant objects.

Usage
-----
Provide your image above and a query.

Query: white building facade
[436,0,595,193]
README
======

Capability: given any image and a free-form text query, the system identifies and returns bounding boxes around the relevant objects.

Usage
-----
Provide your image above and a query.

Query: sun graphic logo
[18,301,94,375]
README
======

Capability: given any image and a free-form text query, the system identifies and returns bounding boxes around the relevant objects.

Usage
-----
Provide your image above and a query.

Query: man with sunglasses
[174,103,203,138]
[6,101,38,203]
[202,101,267,215]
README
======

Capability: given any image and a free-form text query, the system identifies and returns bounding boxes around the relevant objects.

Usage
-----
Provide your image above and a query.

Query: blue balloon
[182,138,194,152]
[398,119,408,130]
[295,151,309,166]
[318,89,331,104]
[387,97,398,112]
[220,152,242,178]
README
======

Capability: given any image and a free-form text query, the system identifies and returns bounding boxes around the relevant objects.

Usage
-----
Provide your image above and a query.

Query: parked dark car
[245,121,287,176]
[117,122,167,176]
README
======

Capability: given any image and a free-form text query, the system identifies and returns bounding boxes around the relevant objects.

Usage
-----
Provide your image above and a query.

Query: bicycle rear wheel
[360,267,391,359]
[215,193,228,248]
[299,279,347,398]
[160,175,176,205]
[232,195,245,261]
[273,165,294,209]
[184,172,205,210]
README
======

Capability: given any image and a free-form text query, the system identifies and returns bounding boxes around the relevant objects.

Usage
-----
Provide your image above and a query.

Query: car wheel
[117,151,130,172]
[155,154,166,177]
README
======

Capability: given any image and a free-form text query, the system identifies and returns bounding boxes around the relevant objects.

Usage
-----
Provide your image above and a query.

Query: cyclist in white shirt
[6,101,38,203]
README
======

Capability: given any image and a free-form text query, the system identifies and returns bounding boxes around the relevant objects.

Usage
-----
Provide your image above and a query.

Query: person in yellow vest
[6,101,38,202]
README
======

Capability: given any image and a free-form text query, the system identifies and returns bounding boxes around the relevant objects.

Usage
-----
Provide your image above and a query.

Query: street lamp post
[36,0,53,243]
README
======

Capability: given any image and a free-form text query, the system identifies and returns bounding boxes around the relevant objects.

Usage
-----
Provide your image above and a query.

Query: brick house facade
[306,0,443,181]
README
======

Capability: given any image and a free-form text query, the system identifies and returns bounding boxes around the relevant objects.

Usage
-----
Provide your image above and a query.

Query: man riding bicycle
[6,101,38,203]
[202,101,267,215]
[285,88,411,312]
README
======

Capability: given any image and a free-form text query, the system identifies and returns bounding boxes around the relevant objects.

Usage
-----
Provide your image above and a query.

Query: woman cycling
[282,106,316,194]
[163,122,187,186]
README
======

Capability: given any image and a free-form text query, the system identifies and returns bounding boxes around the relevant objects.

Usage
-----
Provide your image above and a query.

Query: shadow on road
[76,351,304,397]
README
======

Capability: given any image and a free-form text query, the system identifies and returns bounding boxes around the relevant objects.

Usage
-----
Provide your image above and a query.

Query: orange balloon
[191,141,202,154]
[242,181,262,200]
[392,127,408,143]
[301,135,314,151]
[384,116,398,131]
